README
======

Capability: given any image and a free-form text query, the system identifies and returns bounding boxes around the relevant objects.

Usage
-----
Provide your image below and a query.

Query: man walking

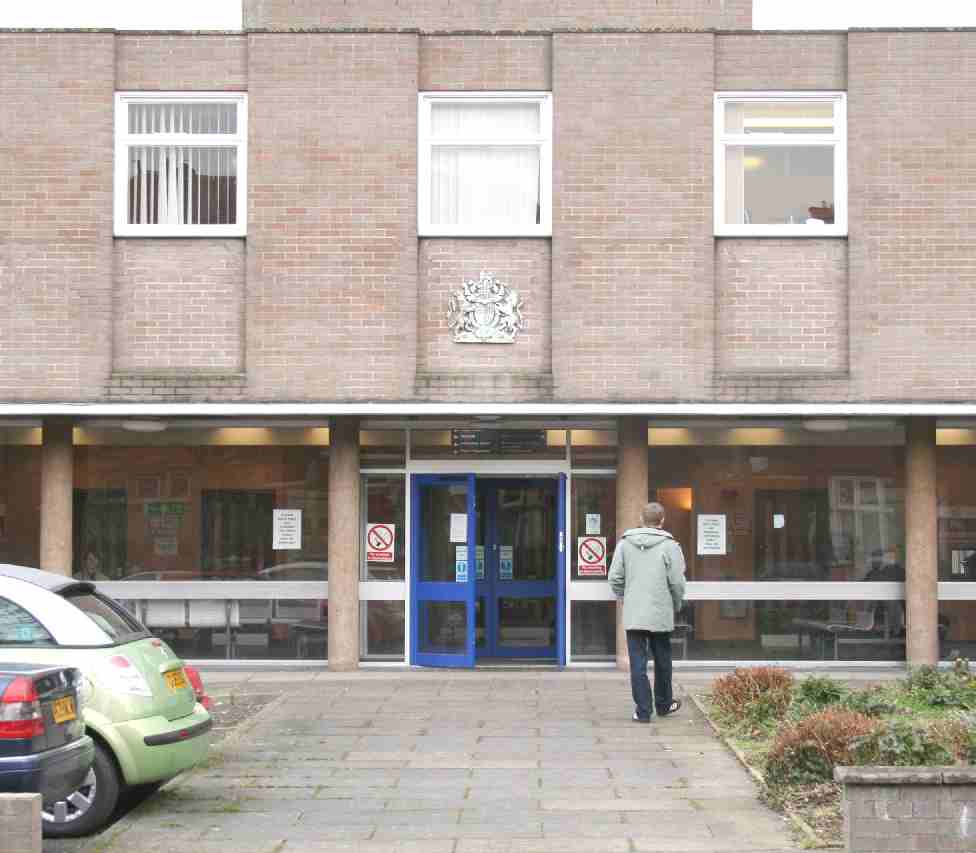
[608,502,687,722]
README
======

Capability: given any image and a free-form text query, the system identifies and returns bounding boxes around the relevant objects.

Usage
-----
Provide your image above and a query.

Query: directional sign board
[366,523,396,563]
[577,536,607,577]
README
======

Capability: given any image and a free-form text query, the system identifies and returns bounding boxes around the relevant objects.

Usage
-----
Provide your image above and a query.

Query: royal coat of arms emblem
[447,271,524,344]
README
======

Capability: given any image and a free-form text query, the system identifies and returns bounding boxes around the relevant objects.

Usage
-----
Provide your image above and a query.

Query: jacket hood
[621,527,674,550]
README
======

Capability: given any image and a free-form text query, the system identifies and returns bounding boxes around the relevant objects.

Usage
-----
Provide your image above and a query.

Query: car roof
[0,564,94,595]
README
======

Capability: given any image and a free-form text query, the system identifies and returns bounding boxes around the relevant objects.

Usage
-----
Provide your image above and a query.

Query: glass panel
[361,601,405,659]
[74,490,127,580]
[0,597,55,646]
[418,601,468,655]
[938,446,976,581]
[431,102,540,138]
[0,446,41,568]
[570,430,617,467]
[128,102,238,135]
[724,145,834,226]
[498,596,555,648]
[420,483,467,582]
[430,146,540,227]
[570,601,615,659]
[571,476,616,580]
[476,597,486,648]
[679,600,904,661]
[940,602,975,661]
[61,591,146,642]
[495,485,555,582]
[724,100,835,135]
[127,146,238,225]
[361,475,406,581]
[359,430,406,468]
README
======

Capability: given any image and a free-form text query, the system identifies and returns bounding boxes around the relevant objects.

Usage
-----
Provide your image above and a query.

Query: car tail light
[182,664,212,710]
[0,677,45,739]
[97,655,153,697]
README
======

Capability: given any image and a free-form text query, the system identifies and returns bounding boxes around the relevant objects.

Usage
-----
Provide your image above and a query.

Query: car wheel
[42,741,121,837]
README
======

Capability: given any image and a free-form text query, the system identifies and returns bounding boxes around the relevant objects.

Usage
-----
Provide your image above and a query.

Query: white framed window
[714,92,847,237]
[114,92,247,237]
[418,92,552,237]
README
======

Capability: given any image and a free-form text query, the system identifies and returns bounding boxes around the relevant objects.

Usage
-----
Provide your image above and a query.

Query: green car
[0,564,212,836]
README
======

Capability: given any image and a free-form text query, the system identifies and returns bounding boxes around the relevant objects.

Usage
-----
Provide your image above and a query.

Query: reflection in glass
[361,601,405,659]
[497,596,555,648]
[495,486,555,582]
[419,601,468,654]
[420,483,467,582]
[571,601,615,659]
[361,475,406,581]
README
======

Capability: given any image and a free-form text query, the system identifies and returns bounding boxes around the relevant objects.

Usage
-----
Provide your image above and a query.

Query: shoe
[632,711,651,723]
[657,699,682,717]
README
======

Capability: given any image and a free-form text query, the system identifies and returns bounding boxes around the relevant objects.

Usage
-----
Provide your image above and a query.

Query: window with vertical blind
[418,92,552,236]
[114,93,247,236]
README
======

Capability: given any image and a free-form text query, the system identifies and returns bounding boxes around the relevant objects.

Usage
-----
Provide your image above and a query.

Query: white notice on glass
[697,514,727,556]
[585,513,601,535]
[273,509,302,550]
[773,514,786,530]
[449,513,467,543]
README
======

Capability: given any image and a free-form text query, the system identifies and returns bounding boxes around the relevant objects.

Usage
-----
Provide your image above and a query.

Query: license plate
[52,696,76,724]
[164,669,188,691]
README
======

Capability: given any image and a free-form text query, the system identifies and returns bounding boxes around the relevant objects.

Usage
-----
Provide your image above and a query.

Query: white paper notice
[697,514,727,556]
[585,513,601,535]
[273,509,302,550]
[449,513,467,543]
[773,514,786,530]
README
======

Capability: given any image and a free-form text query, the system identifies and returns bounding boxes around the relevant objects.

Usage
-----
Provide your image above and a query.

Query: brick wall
[420,36,550,91]
[116,35,247,91]
[715,33,847,90]
[245,33,418,401]
[0,34,114,402]
[417,240,551,400]
[716,239,848,375]
[552,33,714,401]
[113,240,245,373]
[849,32,976,401]
[245,0,752,31]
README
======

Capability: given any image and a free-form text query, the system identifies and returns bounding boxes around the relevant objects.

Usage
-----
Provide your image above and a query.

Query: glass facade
[0,444,41,568]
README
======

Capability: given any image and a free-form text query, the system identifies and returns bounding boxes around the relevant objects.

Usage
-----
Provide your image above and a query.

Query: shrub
[841,686,898,718]
[852,718,956,766]
[927,715,976,763]
[904,665,976,710]
[712,666,794,725]
[765,709,879,786]
[795,675,847,710]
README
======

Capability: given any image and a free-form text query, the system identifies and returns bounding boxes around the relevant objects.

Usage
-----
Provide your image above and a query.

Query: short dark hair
[641,502,665,526]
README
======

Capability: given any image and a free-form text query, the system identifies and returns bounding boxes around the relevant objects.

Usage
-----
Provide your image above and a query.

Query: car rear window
[0,597,56,646]
[60,591,148,643]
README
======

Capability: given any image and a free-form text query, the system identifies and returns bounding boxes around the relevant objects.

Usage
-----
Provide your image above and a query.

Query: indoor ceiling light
[122,419,167,433]
[802,419,849,433]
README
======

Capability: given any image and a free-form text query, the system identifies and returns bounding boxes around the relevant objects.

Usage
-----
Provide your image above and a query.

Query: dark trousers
[626,629,673,719]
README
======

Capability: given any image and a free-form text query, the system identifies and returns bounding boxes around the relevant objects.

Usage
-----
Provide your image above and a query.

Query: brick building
[0,0,973,668]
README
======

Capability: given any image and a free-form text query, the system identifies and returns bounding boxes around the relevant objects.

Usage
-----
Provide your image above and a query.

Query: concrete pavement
[86,670,805,853]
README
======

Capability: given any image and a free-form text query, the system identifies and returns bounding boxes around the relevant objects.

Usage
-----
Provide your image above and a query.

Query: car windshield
[60,590,148,644]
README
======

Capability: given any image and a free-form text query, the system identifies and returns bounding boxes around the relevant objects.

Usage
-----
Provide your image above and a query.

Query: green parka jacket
[608,527,687,632]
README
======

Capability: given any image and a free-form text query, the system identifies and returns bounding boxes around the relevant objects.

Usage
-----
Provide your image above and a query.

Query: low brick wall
[835,766,976,853]
[0,793,42,853]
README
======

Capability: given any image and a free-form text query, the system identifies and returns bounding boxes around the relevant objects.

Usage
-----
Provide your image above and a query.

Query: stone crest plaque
[447,271,524,344]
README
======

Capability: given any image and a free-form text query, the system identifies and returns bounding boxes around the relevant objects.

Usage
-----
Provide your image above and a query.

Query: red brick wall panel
[0,34,114,402]
[420,36,550,91]
[552,33,714,401]
[716,239,848,375]
[114,240,245,373]
[246,0,752,31]
[716,34,847,91]
[246,33,418,401]
[116,35,247,91]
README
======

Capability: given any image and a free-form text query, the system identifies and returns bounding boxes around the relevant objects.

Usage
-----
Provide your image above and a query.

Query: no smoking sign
[366,523,396,564]
[577,536,607,577]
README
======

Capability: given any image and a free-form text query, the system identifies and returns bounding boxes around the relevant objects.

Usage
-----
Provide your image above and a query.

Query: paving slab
[78,670,800,853]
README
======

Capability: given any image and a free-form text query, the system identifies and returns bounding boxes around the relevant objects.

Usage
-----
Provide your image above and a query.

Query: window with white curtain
[714,92,847,237]
[418,93,552,236]
[114,93,247,237]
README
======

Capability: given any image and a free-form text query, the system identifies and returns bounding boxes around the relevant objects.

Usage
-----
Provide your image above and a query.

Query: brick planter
[835,766,976,852]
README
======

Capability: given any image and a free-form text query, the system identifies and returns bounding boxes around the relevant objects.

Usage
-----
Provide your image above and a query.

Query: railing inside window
[127,147,237,226]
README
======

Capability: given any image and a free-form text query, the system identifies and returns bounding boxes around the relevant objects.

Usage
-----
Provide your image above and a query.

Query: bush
[765,709,879,786]
[852,718,956,766]
[841,686,898,718]
[795,675,847,710]
[712,666,794,726]
[928,715,976,763]
[905,665,976,710]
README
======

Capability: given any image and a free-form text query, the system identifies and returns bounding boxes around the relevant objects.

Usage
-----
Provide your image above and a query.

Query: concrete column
[327,417,361,671]
[615,416,649,671]
[905,417,939,665]
[40,419,73,576]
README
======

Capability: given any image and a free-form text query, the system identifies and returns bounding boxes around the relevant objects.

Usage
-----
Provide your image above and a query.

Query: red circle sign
[579,537,606,564]
[367,524,394,551]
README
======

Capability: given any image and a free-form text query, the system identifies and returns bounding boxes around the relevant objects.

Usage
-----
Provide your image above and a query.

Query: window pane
[362,601,405,659]
[127,146,237,226]
[128,102,237,135]
[362,476,406,581]
[431,102,540,138]
[570,601,615,659]
[724,101,834,135]
[0,597,55,646]
[61,591,146,642]
[724,145,834,226]
[571,476,615,580]
[418,601,467,654]
[431,146,540,227]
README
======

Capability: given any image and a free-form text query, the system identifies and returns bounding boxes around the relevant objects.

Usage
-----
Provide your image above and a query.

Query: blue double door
[410,474,566,667]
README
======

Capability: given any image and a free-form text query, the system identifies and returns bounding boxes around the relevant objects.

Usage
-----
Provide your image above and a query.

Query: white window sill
[715,225,847,238]
[114,226,246,238]
[419,226,552,238]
